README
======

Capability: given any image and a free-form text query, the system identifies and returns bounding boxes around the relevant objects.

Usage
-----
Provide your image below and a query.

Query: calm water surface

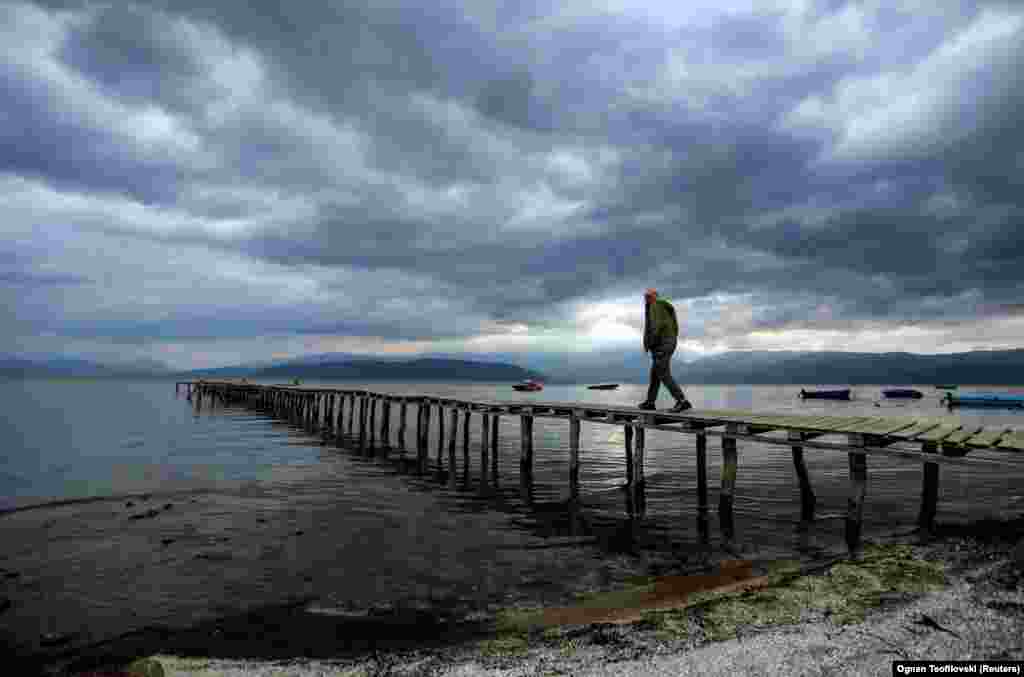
[3,379,1023,510]
[2,378,1023,650]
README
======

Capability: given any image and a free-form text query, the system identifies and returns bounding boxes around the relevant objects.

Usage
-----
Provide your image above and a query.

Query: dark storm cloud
[0,60,185,204]
[58,4,202,109]
[2,0,1023,361]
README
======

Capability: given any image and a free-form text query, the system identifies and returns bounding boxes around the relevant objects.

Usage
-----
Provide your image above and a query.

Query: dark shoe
[669,400,692,413]
[636,401,656,410]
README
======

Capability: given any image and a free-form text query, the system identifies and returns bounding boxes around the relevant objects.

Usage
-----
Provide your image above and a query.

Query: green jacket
[645,298,679,350]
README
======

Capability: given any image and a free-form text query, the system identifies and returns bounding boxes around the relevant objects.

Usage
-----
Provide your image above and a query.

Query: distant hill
[677,349,1024,385]
[174,353,418,378]
[181,357,545,382]
[0,355,173,379]
[412,349,687,385]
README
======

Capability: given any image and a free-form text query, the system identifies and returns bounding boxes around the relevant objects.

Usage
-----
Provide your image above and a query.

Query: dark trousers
[646,337,686,404]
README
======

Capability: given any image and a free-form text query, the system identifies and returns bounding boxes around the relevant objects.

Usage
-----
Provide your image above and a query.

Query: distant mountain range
[4,349,1024,385]
[180,357,544,382]
[0,356,174,379]
[675,349,1024,385]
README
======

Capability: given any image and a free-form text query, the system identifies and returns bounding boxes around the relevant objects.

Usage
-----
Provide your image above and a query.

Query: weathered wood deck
[177,381,1024,555]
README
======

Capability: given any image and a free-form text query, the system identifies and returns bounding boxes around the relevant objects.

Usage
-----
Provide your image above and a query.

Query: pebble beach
[5,510,1022,677]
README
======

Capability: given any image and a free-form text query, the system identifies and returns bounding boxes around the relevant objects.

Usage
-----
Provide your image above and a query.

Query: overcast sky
[2,0,1023,369]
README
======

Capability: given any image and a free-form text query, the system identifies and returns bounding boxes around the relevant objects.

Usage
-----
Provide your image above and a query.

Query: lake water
[2,378,1023,658]
[4,379,1023,511]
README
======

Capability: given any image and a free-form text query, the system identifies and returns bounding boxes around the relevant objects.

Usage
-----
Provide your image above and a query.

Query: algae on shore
[492,544,946,647]
[652,544,945,641]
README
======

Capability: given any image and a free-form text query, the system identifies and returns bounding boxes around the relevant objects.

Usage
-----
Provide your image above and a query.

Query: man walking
[638,288,692,412]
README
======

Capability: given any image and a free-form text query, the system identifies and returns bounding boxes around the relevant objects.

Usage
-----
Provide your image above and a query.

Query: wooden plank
[736,414,786,425]
[943,426,984,446]
[804,416,875,432]
[738,415,795,429]
[696,409,757,421]
[996,431,1024,452]
[964,427,1012,448]
[748,414,824,428]
[819,416,889,434]
[916,423,964,443]
[843,417,911,435]
[885,420,945,440]
[764,415,837,430]
[779,414,844,431]
[847,417,918,435]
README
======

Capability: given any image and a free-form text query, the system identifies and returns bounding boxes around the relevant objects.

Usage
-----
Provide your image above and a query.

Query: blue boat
[943,392,1024,408]
[883,388,923,399]
[799,388,851,400]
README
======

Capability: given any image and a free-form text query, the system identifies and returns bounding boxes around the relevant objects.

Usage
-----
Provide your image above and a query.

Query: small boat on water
[934,384,958,390]
[586,383,620,390]
[513,379,544,392]
[943,392,1024,408]
[799,388,851,400]
[883,388,923,399]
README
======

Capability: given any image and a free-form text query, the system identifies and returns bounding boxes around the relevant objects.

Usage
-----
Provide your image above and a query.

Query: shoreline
[15,514,1024,677]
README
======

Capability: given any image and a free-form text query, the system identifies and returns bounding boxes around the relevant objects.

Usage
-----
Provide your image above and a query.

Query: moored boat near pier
[883,388,923,399]
[943,392,1024,408]
[799,388,851,400]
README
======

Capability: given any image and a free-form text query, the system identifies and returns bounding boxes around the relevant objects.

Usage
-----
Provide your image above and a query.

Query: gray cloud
[2,0,1022,366]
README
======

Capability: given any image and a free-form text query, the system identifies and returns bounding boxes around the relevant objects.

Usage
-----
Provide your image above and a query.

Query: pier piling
[480,413,490,491]
[369,395,377,452]
[448,407,458,488]
[696,431,709,541]
[490,412,500,486]
[359,395,368,455]
[789,430,816,523]
[520,409,534,502]
[918,440,939,534]
[845,434,869,556]
[462,408,471,486]
[569,410,581,503]
[418,402,431,475]
[436,402,446,479]
[631,417,647,517]
[719,425,739,544]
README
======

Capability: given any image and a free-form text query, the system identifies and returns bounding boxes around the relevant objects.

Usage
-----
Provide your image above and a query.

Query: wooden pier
[176,381,1024,555]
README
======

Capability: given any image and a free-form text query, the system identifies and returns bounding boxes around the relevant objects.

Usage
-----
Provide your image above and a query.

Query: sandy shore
[14,514,1022,677]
